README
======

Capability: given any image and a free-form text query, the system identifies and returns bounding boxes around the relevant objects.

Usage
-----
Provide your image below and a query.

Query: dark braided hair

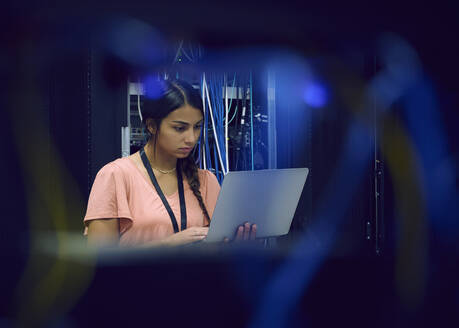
[141,78,211,225]
[180,155,211,224]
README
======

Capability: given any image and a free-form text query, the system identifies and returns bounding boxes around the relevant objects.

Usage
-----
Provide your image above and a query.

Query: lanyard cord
[140,148,187,233]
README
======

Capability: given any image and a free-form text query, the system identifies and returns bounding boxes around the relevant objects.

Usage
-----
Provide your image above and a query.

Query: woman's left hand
[223,222,257,243]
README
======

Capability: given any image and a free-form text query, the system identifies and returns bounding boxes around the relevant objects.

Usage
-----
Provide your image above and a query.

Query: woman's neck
[144,142,177,171]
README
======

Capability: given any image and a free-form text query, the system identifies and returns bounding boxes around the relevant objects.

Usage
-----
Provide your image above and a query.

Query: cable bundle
[201,73,227,183]
[198,71,254,184]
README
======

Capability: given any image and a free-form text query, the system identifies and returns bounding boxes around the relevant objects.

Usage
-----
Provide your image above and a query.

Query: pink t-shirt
[83,156,221,247]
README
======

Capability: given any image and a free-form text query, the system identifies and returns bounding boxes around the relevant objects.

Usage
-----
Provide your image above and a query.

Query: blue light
[106,17,165,67]
[303,82,328,108]
[143,76,162,99]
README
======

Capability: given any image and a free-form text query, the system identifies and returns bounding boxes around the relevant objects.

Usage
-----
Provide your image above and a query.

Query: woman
[84,79,256,247]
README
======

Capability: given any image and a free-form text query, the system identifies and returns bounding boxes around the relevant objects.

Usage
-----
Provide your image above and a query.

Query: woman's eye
[194,125,203,130]
[174,126,185,132]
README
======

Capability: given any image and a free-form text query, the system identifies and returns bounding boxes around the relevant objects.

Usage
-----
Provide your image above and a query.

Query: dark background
[1,1,458,326]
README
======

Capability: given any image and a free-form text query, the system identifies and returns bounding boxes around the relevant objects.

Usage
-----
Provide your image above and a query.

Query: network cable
[203,73,227,175]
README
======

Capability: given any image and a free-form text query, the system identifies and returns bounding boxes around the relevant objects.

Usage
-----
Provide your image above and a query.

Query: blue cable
[199,100,205,168]
[228,72,236,110]
[202,76,207,170]
[220,77,226,175]
[210,75,226,175]
[203,76,212,171]
[207,76,215,172]
[206,114,212,172]
[221,77,228,173]
[213,142,220,183]
[198,75,204,169]
[201,72,237,179]
[205,119,211,170]
[222,73,239,127]
[227,104,239,126]
[217,77,226,172]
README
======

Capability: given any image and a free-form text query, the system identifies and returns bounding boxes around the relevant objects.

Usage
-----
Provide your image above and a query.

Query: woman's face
[152,104,203,159]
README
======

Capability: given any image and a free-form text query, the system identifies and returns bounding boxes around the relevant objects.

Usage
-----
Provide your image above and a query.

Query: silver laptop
[204,168,309,242]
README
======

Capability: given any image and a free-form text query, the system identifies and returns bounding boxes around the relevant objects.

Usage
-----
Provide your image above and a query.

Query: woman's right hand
[223,222,257,243]
[162,227,209,246]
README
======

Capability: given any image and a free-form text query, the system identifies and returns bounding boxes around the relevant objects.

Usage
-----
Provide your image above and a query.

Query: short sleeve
[202,170,221,219]
[83,163,133,235]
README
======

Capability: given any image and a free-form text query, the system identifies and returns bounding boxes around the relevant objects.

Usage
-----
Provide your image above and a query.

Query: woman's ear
[146,118,157,135]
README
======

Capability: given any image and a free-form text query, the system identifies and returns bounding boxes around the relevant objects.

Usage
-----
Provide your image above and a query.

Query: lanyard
[140,148,187,233]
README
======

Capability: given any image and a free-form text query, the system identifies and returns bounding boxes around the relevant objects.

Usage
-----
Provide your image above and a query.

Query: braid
[180,156,211,225]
